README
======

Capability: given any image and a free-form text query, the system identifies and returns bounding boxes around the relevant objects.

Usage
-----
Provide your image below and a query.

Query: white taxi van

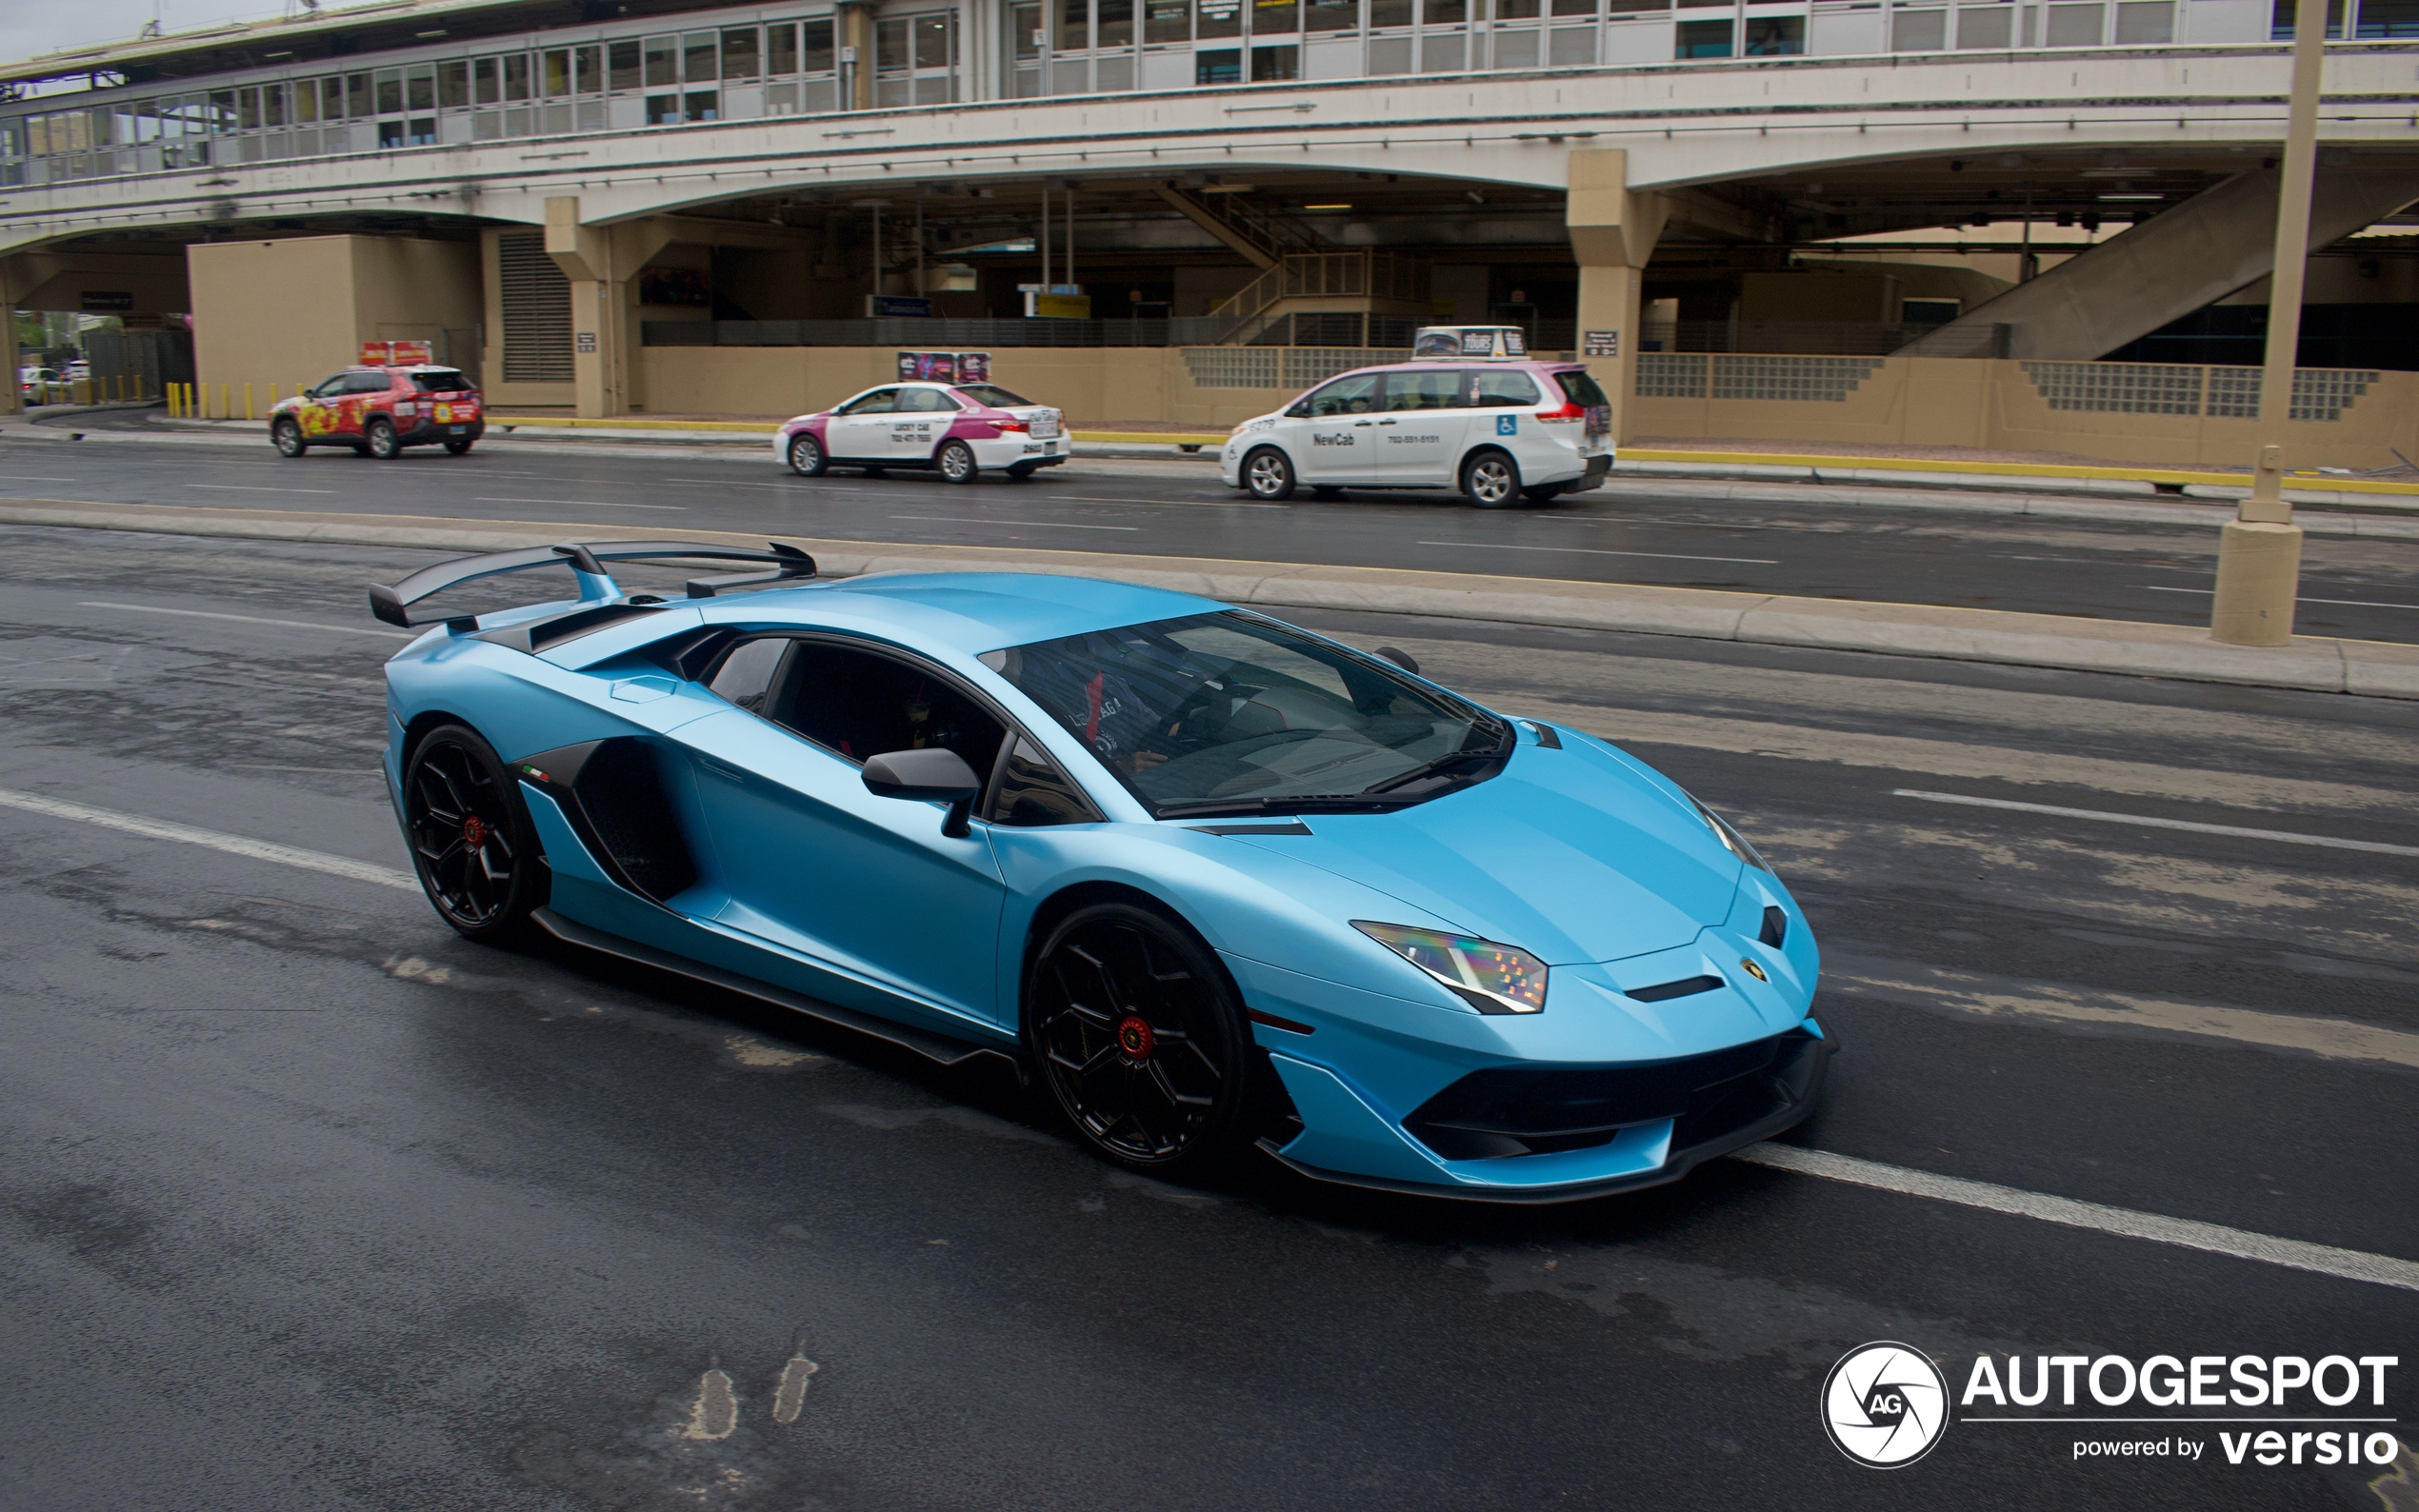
[1218,326,1614,507]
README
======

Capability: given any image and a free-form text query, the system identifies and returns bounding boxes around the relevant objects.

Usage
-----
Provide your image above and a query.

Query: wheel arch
[1017,879,1242,1033]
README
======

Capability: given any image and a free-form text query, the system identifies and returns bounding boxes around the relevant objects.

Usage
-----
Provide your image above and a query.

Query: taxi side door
[1283,372,1384,486]
[1372,368,1472,486]
[826,388,900,463]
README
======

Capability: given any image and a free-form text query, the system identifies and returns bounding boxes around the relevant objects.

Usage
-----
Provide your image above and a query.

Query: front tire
[366,419,401,460]
[1462,449,1520,508]
[937,439,978,484]
[1242,447,1296,502]
[402,724,547,943]
[271,418,306,458]
[1027,903,1257,1176]
[788,433,828,476]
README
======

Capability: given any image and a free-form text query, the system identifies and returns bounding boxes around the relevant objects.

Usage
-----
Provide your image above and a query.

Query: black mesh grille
[572,740,698,902]
[1404,1029,1823,1162]
[1760,906,1788,948]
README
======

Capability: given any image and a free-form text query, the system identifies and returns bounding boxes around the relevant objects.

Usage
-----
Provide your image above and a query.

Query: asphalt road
[3,524,2415,1511]
[10,415,2419,644]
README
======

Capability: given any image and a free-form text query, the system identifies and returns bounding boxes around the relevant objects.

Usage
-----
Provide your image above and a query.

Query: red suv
[270,366,485,459]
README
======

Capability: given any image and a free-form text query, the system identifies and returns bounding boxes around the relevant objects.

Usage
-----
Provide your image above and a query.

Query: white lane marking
[661,477,873,492]
[0,787,418,891]
[79,601,414,640]
[1829,958,2419,1068]
[1,476,80,482]
[1735,1144,2419,1293]
[1045,494,1286,510]
[771,1348,820,1423]
[185,483,338,495]
[890,514,1140,531]
[680,1368,739,1441]
[1415,539,1779,566]
[2139,584,2419,611]
[1892,787,2419,858]
[471,496,685,510]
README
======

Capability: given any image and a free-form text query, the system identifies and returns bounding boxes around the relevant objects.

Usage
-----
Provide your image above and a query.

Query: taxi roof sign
[1412,326,1529,361]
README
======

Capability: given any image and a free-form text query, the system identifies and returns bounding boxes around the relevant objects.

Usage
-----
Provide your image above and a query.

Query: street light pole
[2210,0,2326,647]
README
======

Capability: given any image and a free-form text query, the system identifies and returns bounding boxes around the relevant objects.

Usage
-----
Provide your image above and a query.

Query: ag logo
[1822,1343,1949,1468]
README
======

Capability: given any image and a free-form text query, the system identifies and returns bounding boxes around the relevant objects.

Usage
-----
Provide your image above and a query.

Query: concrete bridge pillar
[1566,149,1669,447]
[1,260,21,417]
[545,198,675,418]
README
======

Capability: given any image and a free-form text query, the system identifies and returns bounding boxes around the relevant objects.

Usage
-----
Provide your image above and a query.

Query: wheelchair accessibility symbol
[1497,414,1517,435]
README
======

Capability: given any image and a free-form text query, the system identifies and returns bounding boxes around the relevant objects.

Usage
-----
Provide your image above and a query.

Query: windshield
[410,369,474,393]
[990,611,1509,818]
[953,384,1035,408]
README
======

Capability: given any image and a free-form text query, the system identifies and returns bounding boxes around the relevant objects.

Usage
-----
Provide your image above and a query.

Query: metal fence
[2023,363,2381,422]
[1179,347,1420,391]
[1635,353,1889,403]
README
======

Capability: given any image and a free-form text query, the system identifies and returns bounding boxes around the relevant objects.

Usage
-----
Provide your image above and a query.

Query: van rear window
[1553,369,1609,408]
[410,369,475,393]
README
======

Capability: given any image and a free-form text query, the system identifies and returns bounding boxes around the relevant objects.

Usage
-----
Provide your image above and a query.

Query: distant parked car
[19,366,62,404]
[776,380,1068,483]
[268,365,485,458]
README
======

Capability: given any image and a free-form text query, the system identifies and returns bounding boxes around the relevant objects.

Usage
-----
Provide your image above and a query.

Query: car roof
[711,570,1225,654]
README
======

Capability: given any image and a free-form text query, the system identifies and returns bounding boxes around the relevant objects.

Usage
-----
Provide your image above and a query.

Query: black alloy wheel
[1028,903,1255,1174]
[403,724,546,942]
[788,433,828,476]
[271,418,306,458]
[937,439,979,484]
[1243,447,1296,501]
[1461,449,1519,508]
[444,437,474,455]
[366,419,402,460]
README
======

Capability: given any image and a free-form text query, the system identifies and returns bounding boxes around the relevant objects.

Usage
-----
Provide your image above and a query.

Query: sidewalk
[15,409,2419,541]
[4,496,2412,700]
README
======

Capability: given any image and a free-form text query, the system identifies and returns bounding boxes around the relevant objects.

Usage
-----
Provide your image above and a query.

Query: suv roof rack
[369,540,817,629]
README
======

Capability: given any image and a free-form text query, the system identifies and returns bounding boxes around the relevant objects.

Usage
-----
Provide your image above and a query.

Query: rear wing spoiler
[369,540,817,628]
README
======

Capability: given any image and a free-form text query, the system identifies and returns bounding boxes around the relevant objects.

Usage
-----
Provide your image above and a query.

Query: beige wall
[188,234,480,412]
[628,345,2419,469]
[1630,356,2419,470]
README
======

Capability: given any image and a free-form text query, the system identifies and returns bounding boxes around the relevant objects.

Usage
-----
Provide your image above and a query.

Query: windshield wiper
[1360,735,1511,796]
[1153,794,1419,820]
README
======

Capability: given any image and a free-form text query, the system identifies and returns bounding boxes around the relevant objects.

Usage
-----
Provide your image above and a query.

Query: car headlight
[1690,797,1771,873]
[1352,921,1547,1015]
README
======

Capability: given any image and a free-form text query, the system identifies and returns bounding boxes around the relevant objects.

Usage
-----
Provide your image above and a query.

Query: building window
[1150,0,1199,39]
[609,40,643,90]
[2354,0,2419,34]
[2112,0,2172,39]
[644,35,680,88]
[1955,6,2014,46]
[1256,0,1303,30]
[439,61,470,108]
[1197,44,1244,77]
[1891,8,1949,45]
[1743,14,1805,50]
[1252,39,1302,72]
[2043,1,2104,41]
[1676,15,1734,50]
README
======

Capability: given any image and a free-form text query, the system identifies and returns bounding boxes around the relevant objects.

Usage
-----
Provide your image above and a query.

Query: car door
[677,634,1012,1032]
[1283,371,1384,485]
[825,388,899,462]
[338,369,393,436]
[1463,366,1545,467]
[1373,368,1472,486]
[888,385,962,462]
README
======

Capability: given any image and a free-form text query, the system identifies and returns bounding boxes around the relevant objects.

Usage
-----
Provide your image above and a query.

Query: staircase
[1209,250,1433,347]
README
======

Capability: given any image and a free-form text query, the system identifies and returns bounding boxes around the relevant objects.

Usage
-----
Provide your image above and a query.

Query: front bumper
[1261,1024,1832,1204]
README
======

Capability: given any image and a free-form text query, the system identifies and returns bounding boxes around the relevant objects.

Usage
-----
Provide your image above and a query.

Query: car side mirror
[862,747,983,838]
[1373,645,1420,675]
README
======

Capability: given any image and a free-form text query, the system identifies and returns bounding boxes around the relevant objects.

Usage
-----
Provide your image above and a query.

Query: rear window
[1553,369,1610,408]
[410,369,475,393]
[1467,369,1541,408]
[953,384,1034,408]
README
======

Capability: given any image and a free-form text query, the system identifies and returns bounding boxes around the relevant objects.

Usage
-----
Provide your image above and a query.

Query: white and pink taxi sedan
[774,380,1069,483]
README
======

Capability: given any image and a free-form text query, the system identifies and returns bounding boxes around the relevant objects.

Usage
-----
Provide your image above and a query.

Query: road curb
[5,497,2413,699]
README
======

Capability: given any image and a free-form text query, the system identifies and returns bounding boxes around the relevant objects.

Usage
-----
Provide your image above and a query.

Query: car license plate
[1031,414,1062,440]
[449,424,468,435]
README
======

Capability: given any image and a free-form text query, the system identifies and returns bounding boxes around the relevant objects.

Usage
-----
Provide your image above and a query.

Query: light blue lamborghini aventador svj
[371,541,1829,1202]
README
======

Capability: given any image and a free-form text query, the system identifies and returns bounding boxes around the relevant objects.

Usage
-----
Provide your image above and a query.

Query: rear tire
[1461,449,1519,508]
[1026,902,1259,1178]
[444,437,474,455]
[366,419,401,460]
[1522,483,1564,504]
[937,439,979,484]
[1006,462,1038,481]
[1242,447,1296,502]
[1310,485,1344,500]
[787,433,828,477]
[402,724,548,944]
[271,418,305,458]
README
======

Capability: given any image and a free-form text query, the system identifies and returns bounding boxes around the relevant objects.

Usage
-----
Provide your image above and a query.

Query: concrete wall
[188,234,480,410]
[630,345,2417,468]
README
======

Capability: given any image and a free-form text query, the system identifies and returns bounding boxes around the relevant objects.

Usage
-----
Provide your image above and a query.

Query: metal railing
[642,317,1230,348]
[1210,250,1430,345]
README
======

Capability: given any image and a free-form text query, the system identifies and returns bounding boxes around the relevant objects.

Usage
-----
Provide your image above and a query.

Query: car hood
[1228,743,1741,965]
